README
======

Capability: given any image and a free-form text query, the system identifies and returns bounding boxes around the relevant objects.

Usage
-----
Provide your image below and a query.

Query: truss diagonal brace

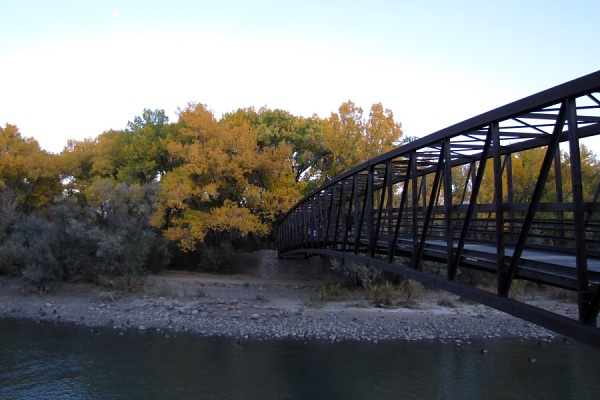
[499,100,567,297]
[450,129,493,281]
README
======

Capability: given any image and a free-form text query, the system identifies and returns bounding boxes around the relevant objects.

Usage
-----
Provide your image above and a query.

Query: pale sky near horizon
[1,0,599,154]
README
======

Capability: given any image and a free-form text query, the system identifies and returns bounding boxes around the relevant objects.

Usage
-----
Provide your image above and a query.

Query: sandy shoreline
[0,272,568,344]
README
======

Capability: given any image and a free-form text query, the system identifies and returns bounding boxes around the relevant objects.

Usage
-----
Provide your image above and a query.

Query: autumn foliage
[3,100,598,285]
[0,101,404,283]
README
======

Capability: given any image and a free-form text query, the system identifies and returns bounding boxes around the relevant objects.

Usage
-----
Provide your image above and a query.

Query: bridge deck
[311,236,600,287]
[401,238,600,285]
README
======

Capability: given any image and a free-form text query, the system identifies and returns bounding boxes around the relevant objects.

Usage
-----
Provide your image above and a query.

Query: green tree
[59,138,98,202]
[221,107,329,188]
[559,144,600,202]
[59,109,180,203]
[120,109,179,183]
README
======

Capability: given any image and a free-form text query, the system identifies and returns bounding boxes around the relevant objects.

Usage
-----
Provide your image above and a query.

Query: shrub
[366,282,401,306]
[328,257,381,287]
[0,229,23,277]
[0,182,171,287]
[21,262,57,293]
[8,215,63,289]
[0,188,18,243]
[437,294,457,308]
[402,279,424,304]
[198,242,239,272]
[319,283,347,300]
[509,279,527,299]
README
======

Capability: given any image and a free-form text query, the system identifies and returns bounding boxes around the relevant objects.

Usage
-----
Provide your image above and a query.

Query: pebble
[0,282,563,345]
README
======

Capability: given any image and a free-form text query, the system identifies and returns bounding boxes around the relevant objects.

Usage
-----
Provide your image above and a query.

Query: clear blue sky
[1,0,599,153]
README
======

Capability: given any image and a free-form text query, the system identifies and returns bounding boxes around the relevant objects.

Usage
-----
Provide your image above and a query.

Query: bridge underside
[277,71,600,349]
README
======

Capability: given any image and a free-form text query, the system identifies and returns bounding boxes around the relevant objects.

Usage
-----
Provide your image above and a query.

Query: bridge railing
[276,71,600,347]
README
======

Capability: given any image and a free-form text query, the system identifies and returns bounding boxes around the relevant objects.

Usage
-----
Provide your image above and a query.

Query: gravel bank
[0,273,569,344]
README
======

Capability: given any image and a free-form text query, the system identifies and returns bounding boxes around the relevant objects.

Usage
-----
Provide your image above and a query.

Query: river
[1,319,599,399]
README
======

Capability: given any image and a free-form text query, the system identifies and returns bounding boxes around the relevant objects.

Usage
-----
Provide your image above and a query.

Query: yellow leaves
[90,130,127,179]
[163,226,199,252]
[174,103,259,181]
[322,101,403,180]
[160,170,198,210]
[152,104,306,251]
[260,183,302,222]
[178,102,219,141]
[0,124,62,211]
[0,124,42,181]
[474,144,600,205]
[166,141,186,162]
[207,200,269,236]
[160,201,269,252]
[252,141,304,221]
[365,103,403,159]
[240,185,262,209]
[201,182,218,200]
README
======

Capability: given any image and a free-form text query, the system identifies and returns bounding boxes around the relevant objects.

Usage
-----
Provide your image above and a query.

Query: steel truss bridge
[276,71,600,349]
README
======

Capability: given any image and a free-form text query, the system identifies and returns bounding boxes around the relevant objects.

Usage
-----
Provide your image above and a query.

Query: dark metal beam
[500,101,567,296]
[450,130,493,281]
[567,97,592,324]
[492,122,507,293]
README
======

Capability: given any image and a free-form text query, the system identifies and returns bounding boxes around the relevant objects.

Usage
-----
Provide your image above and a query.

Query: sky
[1,0,599,154]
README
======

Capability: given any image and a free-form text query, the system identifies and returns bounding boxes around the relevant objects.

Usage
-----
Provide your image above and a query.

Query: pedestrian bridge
[276,71,600,349]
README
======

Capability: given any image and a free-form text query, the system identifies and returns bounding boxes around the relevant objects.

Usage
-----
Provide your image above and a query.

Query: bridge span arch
[276,71,600,349]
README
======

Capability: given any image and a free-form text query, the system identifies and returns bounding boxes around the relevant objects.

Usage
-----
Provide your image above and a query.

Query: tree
[221,107,329,187]
[153,103,271,251]
[0,124,63,213]
[59,109,180,204]
[120,109,179,183]
[321,101,403,181]
[471,143,600,206]
[59,138,98,202]
[559,144,600,202]
[364,103,403,160]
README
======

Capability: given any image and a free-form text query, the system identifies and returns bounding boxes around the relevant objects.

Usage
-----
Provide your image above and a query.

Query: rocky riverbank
[0,272,571,344]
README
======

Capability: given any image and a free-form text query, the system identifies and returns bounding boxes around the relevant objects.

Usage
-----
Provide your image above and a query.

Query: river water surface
[1,319,599,399]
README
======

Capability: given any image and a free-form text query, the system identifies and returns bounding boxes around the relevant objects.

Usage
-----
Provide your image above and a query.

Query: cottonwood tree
[321,101,403,181]
[222,107,329,188]
[0,124,63,213]
[120,109,180,183]
[153,103,302,252]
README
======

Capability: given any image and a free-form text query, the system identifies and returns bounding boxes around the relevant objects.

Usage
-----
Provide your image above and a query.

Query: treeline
[0,101,403,288]
[2,101,599,289]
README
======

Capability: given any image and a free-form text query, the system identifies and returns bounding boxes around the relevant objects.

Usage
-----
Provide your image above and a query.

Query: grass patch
[319,283,348,300]
[366,282,401,307]
[402,279,424,305]
[437,294,457,308]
